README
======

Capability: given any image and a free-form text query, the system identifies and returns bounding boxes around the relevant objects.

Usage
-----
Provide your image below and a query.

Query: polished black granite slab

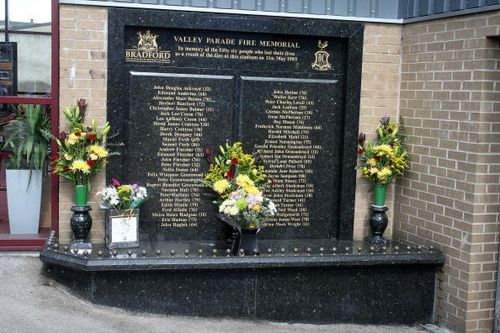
[107,8,363,242]
[41,235,444,324]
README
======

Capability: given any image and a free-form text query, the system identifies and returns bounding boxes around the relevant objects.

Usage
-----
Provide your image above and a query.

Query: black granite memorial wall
[107,8,363,242]
[41,9,444,325]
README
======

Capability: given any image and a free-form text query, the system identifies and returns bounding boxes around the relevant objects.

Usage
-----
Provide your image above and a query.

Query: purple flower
[77,98,88,119]
[203,147,214,164]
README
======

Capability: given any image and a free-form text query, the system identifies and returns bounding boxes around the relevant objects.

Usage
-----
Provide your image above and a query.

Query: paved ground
[0,254,429,333]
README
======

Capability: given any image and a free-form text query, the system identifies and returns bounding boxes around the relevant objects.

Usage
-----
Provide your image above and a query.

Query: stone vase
[70,205,93,252]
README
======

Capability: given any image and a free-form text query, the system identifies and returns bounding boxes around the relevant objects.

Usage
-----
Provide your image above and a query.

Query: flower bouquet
[51,99,111,206]
[97,179,148,249]
[357,117,409,244]
[203,142,277,254]
[97,178,148,213]
[357,116,409,204]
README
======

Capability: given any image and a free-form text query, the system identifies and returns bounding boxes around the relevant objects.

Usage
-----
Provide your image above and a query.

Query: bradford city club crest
[311,40,332,71]
[137,30,159,52]
[125,30,171,64]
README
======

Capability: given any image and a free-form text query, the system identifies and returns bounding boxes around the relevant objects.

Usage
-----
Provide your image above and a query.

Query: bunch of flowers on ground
[357,117,409,184]
[97,178,148,211]
[203,142,277,229]
[51,99,111,186]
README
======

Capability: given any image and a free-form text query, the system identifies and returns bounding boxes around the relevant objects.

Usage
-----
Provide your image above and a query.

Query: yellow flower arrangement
[203,142,277,229]
[52,99,112,186]
[357,117,409,185]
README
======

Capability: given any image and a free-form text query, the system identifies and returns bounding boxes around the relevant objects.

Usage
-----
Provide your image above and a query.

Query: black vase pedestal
[70,205,93,253]
[366,204,391,245]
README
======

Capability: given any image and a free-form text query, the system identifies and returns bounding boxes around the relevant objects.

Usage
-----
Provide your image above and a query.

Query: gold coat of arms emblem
[137,30,159,52]
[311,40,332,71]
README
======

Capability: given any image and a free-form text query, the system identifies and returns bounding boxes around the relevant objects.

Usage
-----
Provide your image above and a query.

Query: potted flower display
[2,104,51,234]
[97,178,148,249]
[357,116,409,244]
[51,99,111,249]
[203,142,277,255]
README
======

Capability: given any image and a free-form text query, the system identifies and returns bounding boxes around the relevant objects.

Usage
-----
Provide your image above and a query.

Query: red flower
[75,132,81,137]
[60,131,67,140]
[358,133,366,146]
[388,128,393,133]
[203,148,214,164]
[62,167,70,172]
[270,177,277,186]
[111,178,121,186]
[86,160,96,167]
[374,156,381,161]
[224,171,234,180]
[230,158,238,165]
[357,148,364,154]
[87,134,97,141]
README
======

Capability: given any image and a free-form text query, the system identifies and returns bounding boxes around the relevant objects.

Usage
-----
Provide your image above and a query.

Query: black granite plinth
[41,237,444,325]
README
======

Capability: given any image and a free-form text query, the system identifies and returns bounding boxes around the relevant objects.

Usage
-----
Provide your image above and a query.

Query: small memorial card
[111,216,138,243]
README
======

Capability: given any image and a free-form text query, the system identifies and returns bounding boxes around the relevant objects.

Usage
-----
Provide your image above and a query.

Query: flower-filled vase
[203,143,277,256]
[51,99,112,253]
[357,117,409,246]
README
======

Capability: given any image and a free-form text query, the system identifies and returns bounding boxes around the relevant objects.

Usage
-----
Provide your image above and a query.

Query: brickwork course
[57,4,500,333]
[395,11,500,333]
[59,5,108,243]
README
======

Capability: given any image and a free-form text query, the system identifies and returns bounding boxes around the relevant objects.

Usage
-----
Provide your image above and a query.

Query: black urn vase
[367,204,390,245]
[70,205,93,252]
[239,228,260,255]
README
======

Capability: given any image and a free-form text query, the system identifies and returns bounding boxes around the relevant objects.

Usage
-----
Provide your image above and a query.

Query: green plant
[2,104,51,169]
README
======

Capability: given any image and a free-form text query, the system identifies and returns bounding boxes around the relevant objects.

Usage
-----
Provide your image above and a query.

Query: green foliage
[2,104,51,170]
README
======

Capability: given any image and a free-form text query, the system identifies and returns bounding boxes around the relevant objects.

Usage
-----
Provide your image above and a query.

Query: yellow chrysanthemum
[236,175,254,188]
[369,167,379,175]
[70,160,90,174]
[64,153,73,161]
[376,144,393,156]
[66,133,79,146]
[244,185,260,195]
[89,153,99,161]
[369,158,377,166]
[213,179,230,194]
[252,204,262,212]
[88,145,108,158]
[377,167,392,181]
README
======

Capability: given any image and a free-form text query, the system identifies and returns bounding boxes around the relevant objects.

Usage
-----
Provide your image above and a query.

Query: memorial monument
[41,8,443,324]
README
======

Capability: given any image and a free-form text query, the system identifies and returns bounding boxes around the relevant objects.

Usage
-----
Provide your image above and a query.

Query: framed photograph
[105,209,140,249]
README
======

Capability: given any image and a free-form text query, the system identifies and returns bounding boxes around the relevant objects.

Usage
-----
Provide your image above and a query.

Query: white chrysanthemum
[228,206,239,216]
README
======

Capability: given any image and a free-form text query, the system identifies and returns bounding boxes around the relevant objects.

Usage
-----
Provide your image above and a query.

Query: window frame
[0,0,58,250]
